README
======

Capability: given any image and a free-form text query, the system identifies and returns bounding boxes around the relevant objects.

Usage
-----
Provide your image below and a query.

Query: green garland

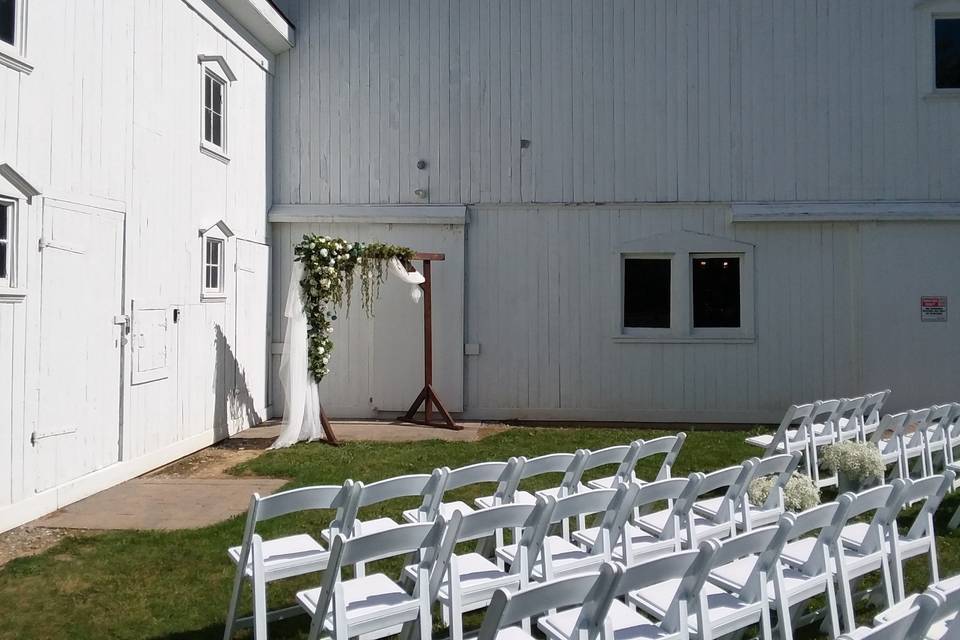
[294,234,415,382]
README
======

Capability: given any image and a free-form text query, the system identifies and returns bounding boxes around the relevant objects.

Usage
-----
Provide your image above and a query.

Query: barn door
[34,200,124,492]
[233,239,269,428]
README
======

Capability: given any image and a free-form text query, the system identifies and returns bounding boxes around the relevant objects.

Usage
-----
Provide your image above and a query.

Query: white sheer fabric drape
[273,257,424,448]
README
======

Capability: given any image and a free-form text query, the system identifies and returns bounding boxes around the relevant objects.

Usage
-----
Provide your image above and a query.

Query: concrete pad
[234,419,506,445]
[38,478,288,531]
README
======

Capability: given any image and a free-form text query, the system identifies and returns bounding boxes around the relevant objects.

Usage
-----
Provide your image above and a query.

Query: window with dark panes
[204,237,223,292]
[0,203,9,281]
[203,70,225,148]
[0,0,15,46]
[936,18,960,89]
[623,258,671,329]
[692,256,741,328]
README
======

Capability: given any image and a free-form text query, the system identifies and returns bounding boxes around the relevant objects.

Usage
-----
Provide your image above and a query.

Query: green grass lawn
[1,426,958,640]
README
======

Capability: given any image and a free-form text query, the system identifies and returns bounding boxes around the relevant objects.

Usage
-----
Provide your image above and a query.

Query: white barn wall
[272,0,960,206]
[0,0,280,532]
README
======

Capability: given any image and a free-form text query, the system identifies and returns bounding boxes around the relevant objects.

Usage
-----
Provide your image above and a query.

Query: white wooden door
[234,239,270,428]
[34,201,124,492]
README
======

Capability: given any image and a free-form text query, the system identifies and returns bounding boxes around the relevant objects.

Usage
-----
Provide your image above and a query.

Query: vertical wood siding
[463,204,862,421]
[274,0,960,206]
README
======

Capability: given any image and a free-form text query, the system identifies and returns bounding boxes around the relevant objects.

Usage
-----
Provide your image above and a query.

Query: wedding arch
[273,235,457,448]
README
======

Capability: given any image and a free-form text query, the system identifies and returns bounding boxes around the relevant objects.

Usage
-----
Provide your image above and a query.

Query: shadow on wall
[213,324,262,440]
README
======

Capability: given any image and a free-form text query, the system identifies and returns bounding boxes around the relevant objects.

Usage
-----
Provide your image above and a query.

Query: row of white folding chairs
[223,435,687,639]
[838,574,960,639]
[479,473,956,640]
[869,405,960,482]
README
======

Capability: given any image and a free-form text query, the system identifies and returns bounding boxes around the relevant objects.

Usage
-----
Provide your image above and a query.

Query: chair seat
[492,626,538,640]
[403,552,519,605]
[540,598,670,640]
[573,523,675,564]
[497,536,600,580]
[780,537,818,568]
[839,522,871,548]
[630,577,754,633]
[297,572,420,629]
[634,508,730,543]
[694,496,780,529]
[228,534,328,579]
[401,500,475,524]
[535,484,589,501]
[745,434,784,450]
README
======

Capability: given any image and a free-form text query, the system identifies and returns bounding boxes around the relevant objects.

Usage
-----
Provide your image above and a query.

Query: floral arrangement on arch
[747,473,820,513]
[294,234,415,382]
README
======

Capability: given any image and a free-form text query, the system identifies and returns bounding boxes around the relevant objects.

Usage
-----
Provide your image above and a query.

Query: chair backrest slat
[637,434,686,481]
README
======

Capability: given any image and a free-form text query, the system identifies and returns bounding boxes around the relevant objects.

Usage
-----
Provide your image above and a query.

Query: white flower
[319,248,328,257]
[329,259,335,266]
[322,356,329,364]
[318,347,325,355]
[319,278,330,288]
[326,326,334,333]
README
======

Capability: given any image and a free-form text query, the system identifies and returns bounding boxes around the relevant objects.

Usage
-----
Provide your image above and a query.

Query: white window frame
[917,2,960,98]
[613,231,755,343]
[0,198,14,290]
[0,0,31,74]
[197,55,236,163]
[620,252,676,339]
[199,220,233,302]
[203,237,225,296]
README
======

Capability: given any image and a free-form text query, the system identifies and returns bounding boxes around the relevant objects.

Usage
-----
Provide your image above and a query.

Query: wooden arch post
[398,252,462,430]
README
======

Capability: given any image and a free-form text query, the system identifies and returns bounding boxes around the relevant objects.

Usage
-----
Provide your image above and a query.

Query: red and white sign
[920,296,947,322]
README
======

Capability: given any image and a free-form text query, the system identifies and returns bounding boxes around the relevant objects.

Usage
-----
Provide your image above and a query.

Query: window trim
[620,252,676,339]
[613,231,755,343]
[0,0,32,74]
[0,198,13,288]
[199,220,233,302]
[203,237,225,297]
[933,15,960,93]
[198,55,236,163]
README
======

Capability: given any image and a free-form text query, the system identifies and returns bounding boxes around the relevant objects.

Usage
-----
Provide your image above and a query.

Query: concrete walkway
[33,419,505,532]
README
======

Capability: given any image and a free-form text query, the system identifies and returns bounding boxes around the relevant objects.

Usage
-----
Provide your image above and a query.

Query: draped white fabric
[273,258,424,448]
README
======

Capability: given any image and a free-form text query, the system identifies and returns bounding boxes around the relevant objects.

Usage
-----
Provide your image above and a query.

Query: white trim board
[457,408,782,424]
[268,204,468,226]
[732,201,960,222]
[0,428,225,533]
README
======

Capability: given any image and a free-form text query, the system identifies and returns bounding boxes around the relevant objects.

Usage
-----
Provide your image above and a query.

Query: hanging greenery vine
[294,234,415,382]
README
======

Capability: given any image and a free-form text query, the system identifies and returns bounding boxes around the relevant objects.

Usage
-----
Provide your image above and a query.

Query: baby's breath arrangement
[294,235,415,382]
[820,441,885,484]
[748,473,821,512]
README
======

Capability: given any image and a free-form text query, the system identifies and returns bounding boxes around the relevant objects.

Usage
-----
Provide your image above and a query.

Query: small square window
[0,0,15,47]
[936,18,960,90]
[203,70,225,149]
[624,258,671,329]
[0,202,9,282]
[692,256,741,328]
[204,237,224,293]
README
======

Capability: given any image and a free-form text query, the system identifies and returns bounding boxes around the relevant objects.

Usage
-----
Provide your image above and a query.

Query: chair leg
[223,568,245,640]
[775,598,793,640]
[948,504,960,530]
[252,573,268,640]
[929,542,941,585]
[890,554,906,603]
[835,561,856,633]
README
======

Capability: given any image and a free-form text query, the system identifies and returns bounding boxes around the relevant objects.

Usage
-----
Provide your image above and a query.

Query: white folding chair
[538,543,719,640]
[402,458,522,523]
[224,481,357,640]
[586,434,686,490]
[632,521,793,640]
[297,519,448,640]
[859,390,893,443]
[869,412,910,481]
[499,486,632,582]
[807,399,845,488]
[635,465,749,546]
[337,470,446,576]
[889,472,955,602]
[573,477,694,566]
[477,563,623,640]
[872,576,960,639]
[832,481,910,633]
[920,405,959,475]
[718,452,801,530]
[901,408,934,480]
[577,441,643,491]
[403,501,552,640]
[745,403,817,475]
[839,592,943,640]
[940,403,960,465]
[836,397,868,443]
[476,451,588,509]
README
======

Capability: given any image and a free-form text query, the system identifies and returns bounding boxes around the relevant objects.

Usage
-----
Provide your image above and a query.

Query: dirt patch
[144,442,268,479]
[0,526,90,569]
